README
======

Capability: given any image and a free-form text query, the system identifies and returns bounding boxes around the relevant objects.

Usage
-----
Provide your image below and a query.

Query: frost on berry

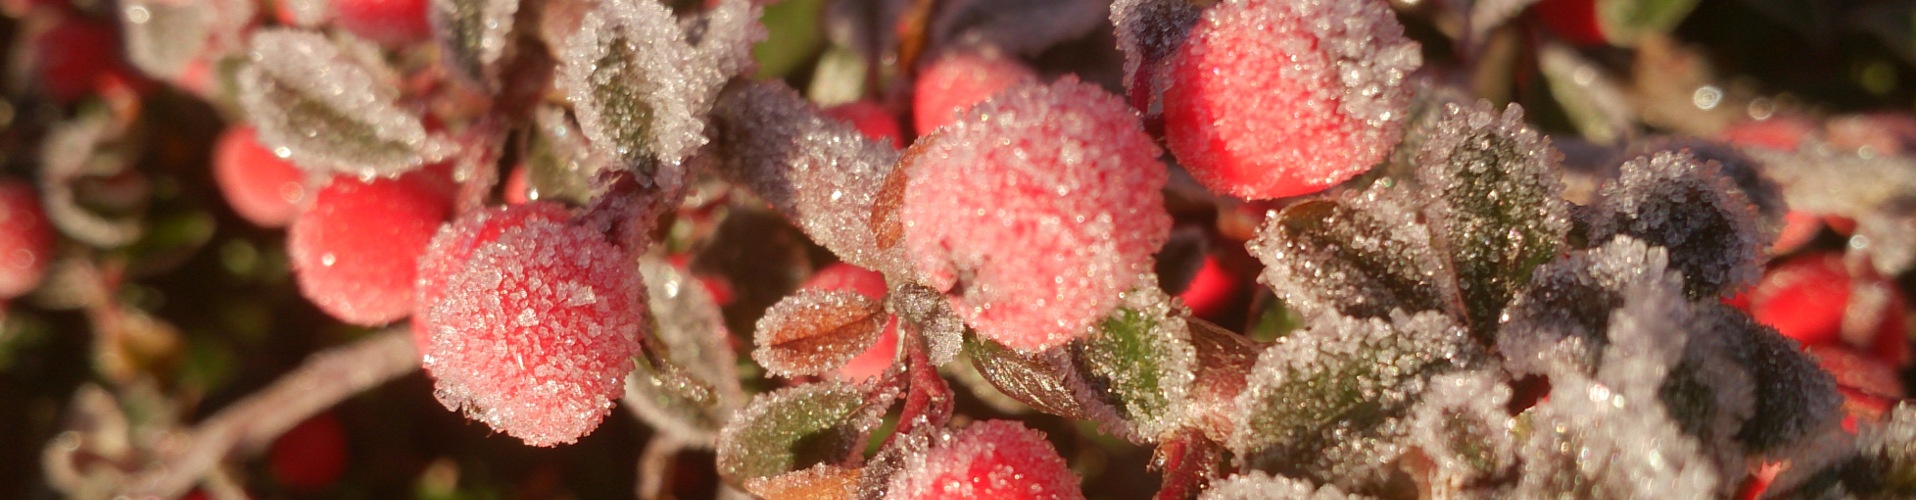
[1071,277,1197,441]
[1247,184,1455,322]
[413,201,571,351]
[741,464,861,500]
[820,101,905,149]
[901,78,1170,353]
[911,50,1038,135]
[119,0,212,79]
[1497,236,1682,377]
[883,420,1085,500]
[1414,101,1570,339]
[627,258,743,447]
[1512,371,1722,498]
[213,126,311,227]
[715,382,889,484]
[1587,151,1768,298]
[1407,370,1517,494]
[291,173,451,325]
[1229,310,1478,491]
[751,289,887,378]
[0,182,54,299]
[430,0,520,87]
[558,0,700,191]
[236,29,445,178]
[1199,471,1364,500]
[277,0,332,27]
[1162,0,1421,199]
[709,82,907,276]
[422,217,645,447]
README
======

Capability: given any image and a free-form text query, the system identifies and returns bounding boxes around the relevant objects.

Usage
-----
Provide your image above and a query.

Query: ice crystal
[752,289,887,378]
[237,29,445,177]
[1587,151,1768,298]
[1248,183,1454,321]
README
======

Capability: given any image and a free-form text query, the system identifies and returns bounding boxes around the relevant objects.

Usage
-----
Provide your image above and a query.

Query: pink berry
[413,201,572,352]
[0,181,54,299]
[422,216,644,447]
[902,78,1170,352]
[289,173,452,325]
[213,126,310,227]
[886,420,1084,500]
[334,0,432,47]
[801,262,898,382]
[822,101,907,149]
[912,51,1037,136]
[1162,0,1418,199]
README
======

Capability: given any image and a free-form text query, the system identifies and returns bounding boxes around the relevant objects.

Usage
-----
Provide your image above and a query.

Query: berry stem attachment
[891,323,954,440]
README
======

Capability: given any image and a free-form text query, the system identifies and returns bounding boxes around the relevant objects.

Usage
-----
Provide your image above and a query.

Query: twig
[115,328,420,498]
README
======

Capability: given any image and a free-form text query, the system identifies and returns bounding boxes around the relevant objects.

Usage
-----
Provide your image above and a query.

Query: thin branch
[115,328,420,498]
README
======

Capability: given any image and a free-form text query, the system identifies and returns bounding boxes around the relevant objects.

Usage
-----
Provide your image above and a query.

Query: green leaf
[1071,283,1196,441]
[1597,0,1702,47]
[1247,185,1455,322]
[964,333,1099,420]
[237,30,442,178]
[1414,101,1570,341]
[753,0,824,79]
[626,259,745,446]
[1230,311,1478,491]
[715,382,883,483]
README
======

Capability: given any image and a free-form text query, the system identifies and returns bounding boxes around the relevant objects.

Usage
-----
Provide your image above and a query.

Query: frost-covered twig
[115,328,418,498]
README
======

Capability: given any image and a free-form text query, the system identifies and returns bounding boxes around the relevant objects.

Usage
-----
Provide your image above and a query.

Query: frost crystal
[1513,372,1722,498]
[1163,0,1421,199]
[1070,277,1197,441]
[911,51,1037,134]
[1248,183,1455,321]
[902,78,1171,352]
[716,382,889,483]
[892,282,963,366]
[1200,471,1369,500]
[626,258,743,447]
[120,0,212,79]
[237,29,445,178]
[1704,303,1842,452]
[1110,0,1201,111]
[1229,310,1477,491]
[1745,147,1916,275]
[1498,236,1683,377]
[883,420,1085,500]
[414,202,571,350]
[1408,370,1517,494]
[1414,101,1570,339]
[1587,151,1768,298]
[709,81,908,276]
[423,218,645,447]
[1854,403,1916,496]
[1624,137,1787,237]
[430,0,520,86]
[752,289,887,378]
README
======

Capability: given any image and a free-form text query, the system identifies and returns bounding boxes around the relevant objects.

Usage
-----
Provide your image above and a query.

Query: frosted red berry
[0,181,54,299]
[213,126,310,227]
[886,420,1085,500]
[422,216,644,447]
[801,262,898,382]
[822,101,906,149]
[289,173,452,325]
[268,412,348,492]
[902,78,1170,352]
[413,201,572,352]
[1748,252,1909,366]
[1162,0,1418,200]
[912,51,1037,135]
[334,0,432,47]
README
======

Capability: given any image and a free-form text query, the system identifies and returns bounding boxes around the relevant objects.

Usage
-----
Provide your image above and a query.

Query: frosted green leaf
[120,0,212,79]
[236,30,444,177]
[1408,370,1517,495]
[1414,101,1570,340]
[1247,184,1455,321]
[1229,310,1478,491]
[1498,236,1683,377]
[559,0,700,191]
[1587,151,1767,298]
[522,106,611,205]
[625,259,742,447]
[1069,278,1196,441]
[430,0,520,86]
[715,382,888,483]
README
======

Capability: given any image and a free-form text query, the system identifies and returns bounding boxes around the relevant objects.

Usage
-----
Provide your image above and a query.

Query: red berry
[1533,0,1607,46]
[1717,116,1816,152]
[1177,255,1236,320]
[334,0,432,46]
[912,52,1037,136]
[502,164,532,205]
[1749,253,1909,365]
[822,101,906,149]
[268,412,348,492]
[413,201,572,352]
[886,420,1084,500]
[1771,210,1821,255]
[0,181,54,299]
[290,173,452,325]
[32,17,135,103]
[902,78,1170,352]
[213,126,311,227]
[1162,0,1418,200]
[801,263,897,382]
[421,216,644,447]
